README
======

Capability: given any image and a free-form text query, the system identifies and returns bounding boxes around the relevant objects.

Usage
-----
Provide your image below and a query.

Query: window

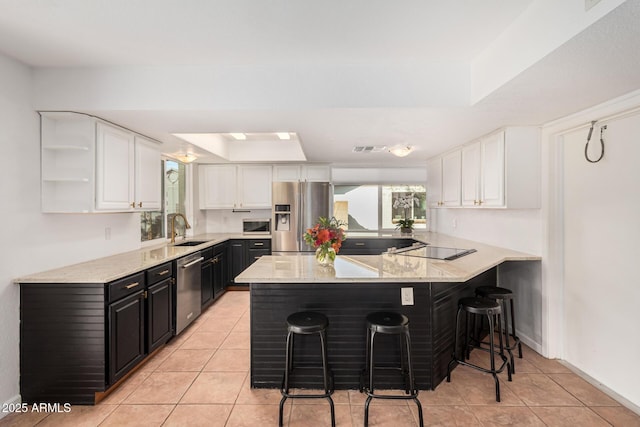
[140,159,186,242]
[333,184,426,231]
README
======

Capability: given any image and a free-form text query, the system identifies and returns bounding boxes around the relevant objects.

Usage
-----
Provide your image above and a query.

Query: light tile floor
[2,290,640,426]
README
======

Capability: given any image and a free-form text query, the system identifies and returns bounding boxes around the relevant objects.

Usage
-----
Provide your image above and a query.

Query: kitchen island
[235,233,541,391]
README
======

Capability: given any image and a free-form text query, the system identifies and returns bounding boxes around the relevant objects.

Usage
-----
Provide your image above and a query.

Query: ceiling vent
[352,145,387,153]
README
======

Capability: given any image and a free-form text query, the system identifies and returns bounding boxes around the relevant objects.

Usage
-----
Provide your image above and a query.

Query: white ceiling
[1,0,640,166]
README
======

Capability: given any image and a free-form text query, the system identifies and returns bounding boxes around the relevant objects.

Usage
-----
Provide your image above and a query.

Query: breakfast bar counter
[235,233,541,391]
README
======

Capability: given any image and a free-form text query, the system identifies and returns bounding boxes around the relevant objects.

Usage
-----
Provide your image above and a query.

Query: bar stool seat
[279,311,335,427]
[447,297,512,402]
[360,311,423,427]
[475,286,523,374]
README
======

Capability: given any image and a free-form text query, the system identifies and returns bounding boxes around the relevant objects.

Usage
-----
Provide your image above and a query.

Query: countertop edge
[14,233,270,284]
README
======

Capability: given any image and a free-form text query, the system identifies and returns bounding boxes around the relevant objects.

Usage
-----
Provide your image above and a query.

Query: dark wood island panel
[249,267,497,390]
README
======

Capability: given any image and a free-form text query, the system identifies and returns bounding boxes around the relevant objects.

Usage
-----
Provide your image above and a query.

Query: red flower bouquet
[303,216,346,265]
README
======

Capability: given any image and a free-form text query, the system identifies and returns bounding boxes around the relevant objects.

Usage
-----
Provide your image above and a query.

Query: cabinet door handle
[130,202,135,208]
[355,243,365,246]
[253,242,264,246]
[158,269,170,276]
[125,282,140,289]
[138,202,142,208]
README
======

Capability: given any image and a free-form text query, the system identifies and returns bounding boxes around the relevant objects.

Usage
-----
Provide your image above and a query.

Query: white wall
[0,53,142,414]
[560,108,640,408]
[430,208,542,255]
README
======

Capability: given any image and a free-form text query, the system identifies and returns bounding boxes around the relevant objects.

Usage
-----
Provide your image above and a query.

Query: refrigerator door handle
[298,181,304,250]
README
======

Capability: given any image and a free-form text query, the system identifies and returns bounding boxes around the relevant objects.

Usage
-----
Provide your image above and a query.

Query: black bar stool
[279,311,335,427]
[475,286,523,374]
[447,297,512,402]
[359,311,424,427]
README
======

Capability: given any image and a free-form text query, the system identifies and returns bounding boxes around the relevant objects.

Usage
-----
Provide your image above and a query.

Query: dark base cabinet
[229,240,246,286]
[147,278,173,353]
[109,290,145,384]
[201,247,214,307]
[202,243,229,308]
[20,284,106,405]
[339,237,418,255]
[229,239,271,287]
[20,262,175,404]
[212,244,228,298]
[249,268,497,390]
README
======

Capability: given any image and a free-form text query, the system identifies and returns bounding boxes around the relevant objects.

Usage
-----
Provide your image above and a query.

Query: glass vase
[315,247,336,267]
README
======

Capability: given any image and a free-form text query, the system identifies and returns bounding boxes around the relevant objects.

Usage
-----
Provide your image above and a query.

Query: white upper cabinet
[461,132,504,207]
[273,164,331,182]
[199,165,237,209]
[41,112,161,213]
[441,150,462,207]
[273,165,301,182]
[428,127,539,209]
[479,131,505,207]
[199,164,272,209]
[461,142,481,206]
[96,123,135,210]
[427,150,461,207]
[134,136,162,210]
[302,165,331,182]
[237,165,273,208]
[426,157,442,208]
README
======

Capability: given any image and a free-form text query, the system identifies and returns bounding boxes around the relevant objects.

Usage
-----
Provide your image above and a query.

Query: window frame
[333,183,427,233]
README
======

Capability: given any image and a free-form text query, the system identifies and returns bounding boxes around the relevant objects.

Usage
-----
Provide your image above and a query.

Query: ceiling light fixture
[175,153,197,163]
[276,132,291,140]
[388,145,414,157]
[230,133,246,140]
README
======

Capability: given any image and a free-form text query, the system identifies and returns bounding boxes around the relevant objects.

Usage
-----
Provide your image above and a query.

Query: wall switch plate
[401,287,414,305]
[105,227,111,240]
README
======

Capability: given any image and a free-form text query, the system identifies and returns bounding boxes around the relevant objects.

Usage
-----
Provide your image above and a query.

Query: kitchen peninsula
[235,232,541,391]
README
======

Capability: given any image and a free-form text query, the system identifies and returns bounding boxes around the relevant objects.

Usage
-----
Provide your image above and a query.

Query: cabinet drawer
[146,262,173,286]
[248,239,271,250]
[109,272,145,303]
[201,247,214,262]
[248,248,271,263]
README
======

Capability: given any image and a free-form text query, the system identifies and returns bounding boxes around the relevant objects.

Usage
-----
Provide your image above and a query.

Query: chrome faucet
[170,213,191,244]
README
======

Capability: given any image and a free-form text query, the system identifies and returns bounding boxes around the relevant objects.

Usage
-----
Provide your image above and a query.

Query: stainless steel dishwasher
[175,251,203,334]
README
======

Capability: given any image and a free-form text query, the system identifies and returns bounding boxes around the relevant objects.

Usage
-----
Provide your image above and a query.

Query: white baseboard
[516,330,543,355]
[559,361,640,416]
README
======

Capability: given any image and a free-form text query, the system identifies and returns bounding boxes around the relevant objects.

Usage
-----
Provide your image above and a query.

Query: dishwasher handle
[181,257,204,269]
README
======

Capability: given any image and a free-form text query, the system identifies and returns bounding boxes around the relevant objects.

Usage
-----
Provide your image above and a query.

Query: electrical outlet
[105,227,111,240]
[452,219,457,228]
[401,287,414,306]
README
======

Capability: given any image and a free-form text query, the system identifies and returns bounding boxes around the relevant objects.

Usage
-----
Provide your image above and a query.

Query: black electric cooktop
[389,243,476,261]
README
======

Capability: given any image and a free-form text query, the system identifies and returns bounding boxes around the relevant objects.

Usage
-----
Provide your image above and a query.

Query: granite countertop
[235,232,540,283]
[15,233,269,284]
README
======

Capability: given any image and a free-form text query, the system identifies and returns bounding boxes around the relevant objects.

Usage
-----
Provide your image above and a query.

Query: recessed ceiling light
[230,133,246,140]
[276,132,291,140]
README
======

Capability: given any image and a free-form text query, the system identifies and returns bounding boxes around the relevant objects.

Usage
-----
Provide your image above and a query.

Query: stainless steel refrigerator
[272,181,332,253]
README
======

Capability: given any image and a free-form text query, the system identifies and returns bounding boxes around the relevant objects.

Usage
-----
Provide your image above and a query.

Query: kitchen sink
[173,240,208,247]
